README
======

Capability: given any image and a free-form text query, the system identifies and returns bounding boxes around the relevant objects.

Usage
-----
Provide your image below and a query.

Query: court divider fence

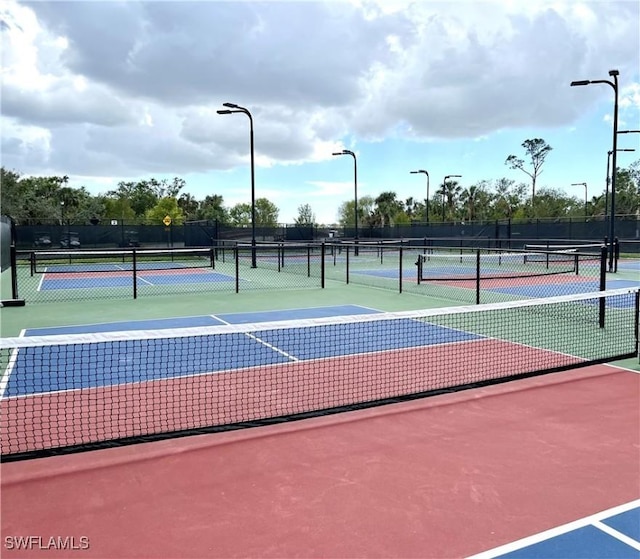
[14,240,612,307]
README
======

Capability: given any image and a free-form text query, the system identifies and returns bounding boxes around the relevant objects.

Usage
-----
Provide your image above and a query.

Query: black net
[1,288,637,461]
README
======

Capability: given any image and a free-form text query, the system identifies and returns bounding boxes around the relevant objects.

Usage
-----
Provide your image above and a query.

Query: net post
[321,242,325,289]
[30,251,35,277]
[634,291,639,358]
[235,246,239,293]
[416,254,422,285]
[599,246,607,328]
[398,243,403,294]
[132,249,137,300]
[614,238,619,273]
[307,245,311,278]
[475,249,480,305]
[346,244,350,285]
[9,217,19,299]
[210,247,215,269]
[575,252,579,276]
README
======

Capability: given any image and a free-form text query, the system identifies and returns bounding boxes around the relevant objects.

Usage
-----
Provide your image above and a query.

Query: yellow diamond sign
[162,215,172,226]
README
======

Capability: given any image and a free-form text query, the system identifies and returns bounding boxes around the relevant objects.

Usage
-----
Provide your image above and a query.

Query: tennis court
[1,277,638,557]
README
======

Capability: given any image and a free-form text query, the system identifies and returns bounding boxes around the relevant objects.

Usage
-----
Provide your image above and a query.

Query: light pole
[332,150,358,251]
[606,148,635,219]
[571,183,588,217]
[571,69,619,271]
[442,175,462,222]
[410,170,430,223]
[217,102,257,268]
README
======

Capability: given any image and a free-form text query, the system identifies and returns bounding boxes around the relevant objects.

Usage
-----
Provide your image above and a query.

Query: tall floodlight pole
[606,149,635,219]
[410,170,430,223]
[332,150,358,253]
[442,175,462,222]
[217,102,257,268]
[571,183,588,216]
[571,69,619,271]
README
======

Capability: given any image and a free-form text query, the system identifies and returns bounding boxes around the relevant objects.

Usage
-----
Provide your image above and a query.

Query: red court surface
[2,364,639,558]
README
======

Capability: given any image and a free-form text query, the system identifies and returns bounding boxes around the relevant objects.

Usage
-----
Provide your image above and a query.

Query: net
[523,243,604,253]
[1,288,637,461]
[30,248,215,275]
[417,249,598,281]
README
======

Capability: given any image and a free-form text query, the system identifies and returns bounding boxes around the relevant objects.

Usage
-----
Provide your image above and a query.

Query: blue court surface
[8,305,481,396]
[468,501,640,558]
[488,279,640,305]
[40,271,235,290]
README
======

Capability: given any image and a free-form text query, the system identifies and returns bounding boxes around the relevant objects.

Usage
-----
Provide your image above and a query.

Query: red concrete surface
[428,273,596,289]
[1,339,581,455]
[1,365,638,558]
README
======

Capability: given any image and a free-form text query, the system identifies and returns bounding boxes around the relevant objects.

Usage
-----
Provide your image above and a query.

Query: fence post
[321,242,325,289]
[132,249,137,300]
[235,247,239,294]
[599,246,607,328]
[475,250,481,305]
[346,245,350,285]
[398,243,403,294]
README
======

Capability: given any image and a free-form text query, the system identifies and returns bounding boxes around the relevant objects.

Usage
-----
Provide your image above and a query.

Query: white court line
[213,316,298,362]
[137,276,154,285]
[593,520,640,551]
[36,269,46,291]
[467,500,640,558]
[0,329,25,400]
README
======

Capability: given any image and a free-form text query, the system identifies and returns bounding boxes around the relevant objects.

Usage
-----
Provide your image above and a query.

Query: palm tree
[460,185,480,222]
[374,191,402,227]
[442,181,462,221]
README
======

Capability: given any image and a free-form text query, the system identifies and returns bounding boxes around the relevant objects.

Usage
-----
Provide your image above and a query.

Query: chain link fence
[14,239,611,305]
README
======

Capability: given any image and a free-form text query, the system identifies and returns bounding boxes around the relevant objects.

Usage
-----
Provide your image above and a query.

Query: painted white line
[211,315,297,361]
[467,500,640,558]
[593,520,640,551]
[245,332,299,362]
[0,347,20,399]
[137,276,154,285]
[37,272,45,292]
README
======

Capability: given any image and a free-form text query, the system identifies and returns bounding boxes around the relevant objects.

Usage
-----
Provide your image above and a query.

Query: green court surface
[1,278,638,372]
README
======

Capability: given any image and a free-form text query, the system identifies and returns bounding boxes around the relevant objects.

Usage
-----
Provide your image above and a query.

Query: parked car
[60,232,81,249]
[33,233,52,248]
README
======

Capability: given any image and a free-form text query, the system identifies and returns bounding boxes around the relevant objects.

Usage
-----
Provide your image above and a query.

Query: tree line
[2,138,639,228]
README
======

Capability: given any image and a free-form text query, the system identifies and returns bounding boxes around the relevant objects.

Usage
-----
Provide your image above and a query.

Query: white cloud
[1,0,638,200]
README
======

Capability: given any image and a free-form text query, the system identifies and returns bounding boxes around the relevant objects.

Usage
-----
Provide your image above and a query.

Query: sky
[1,0,639,225]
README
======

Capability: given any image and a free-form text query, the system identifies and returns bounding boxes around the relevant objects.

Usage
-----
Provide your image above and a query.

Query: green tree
[229,203,251,226]
[441,180,462,221]
[144,197,185,225]
[255,198,279,226]
[505,138,553,203]
[374,191,404,227]
[177,193,200,221]
[294,203,316,226]
[337,195,374,228]
[104,197,136,222]
[0,171,71,224]
[613,167,640,216]
[197,195,228,223]
[460,183,485,222]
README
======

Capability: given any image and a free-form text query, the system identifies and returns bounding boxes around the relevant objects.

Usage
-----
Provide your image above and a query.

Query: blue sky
[2,1,639,225]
